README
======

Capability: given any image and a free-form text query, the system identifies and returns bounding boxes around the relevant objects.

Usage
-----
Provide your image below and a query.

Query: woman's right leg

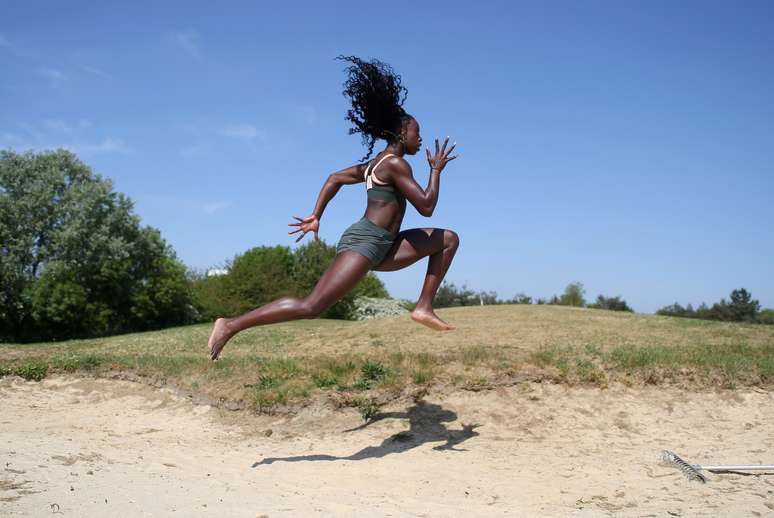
[208,251,373,360]
[374,227,460,331]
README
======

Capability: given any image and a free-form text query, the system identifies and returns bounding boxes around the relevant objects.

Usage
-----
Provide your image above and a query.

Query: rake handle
[695,464,774,471]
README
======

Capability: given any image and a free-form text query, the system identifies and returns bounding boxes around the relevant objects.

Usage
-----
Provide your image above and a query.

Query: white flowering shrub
[351,297,411,320]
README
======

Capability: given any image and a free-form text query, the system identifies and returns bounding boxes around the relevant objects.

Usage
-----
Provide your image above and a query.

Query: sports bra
[364,153,404,203]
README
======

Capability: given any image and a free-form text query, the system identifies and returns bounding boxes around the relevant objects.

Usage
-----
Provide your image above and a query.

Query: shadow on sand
[252,401,480,467]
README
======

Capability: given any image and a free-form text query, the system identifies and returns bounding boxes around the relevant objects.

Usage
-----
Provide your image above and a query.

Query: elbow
[420,206,434,218]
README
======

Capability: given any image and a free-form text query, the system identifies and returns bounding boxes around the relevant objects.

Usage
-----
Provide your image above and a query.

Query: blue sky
[2,1,773,313]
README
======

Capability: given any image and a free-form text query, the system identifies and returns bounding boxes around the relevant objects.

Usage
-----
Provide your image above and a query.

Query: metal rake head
[662,450,707,483]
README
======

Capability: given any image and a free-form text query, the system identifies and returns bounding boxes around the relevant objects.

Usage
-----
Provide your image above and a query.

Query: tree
[510,293,533,305]
[558,282,586,307]
[190,239,389,321]
[656,288,763,323]
[226,245,296,315]
[0,150,195,341]
[727,288,760,322]
[758,309,774,325]
[433,281,478,308]
[657,303,689,317]
[588,295,633,312]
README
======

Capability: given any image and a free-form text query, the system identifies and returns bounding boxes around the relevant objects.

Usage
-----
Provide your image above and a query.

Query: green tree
[433,281,477,308]
[189,269,234,322]
[727,288,760,322]
[225,245,296,315]
[758,309,774,325]
[352,272,390,299]
[558,282,586,307]
[656,302,690,317]
[191,239,389,321]
[588,295,633,312]
[0,150,194,341]
[510,293,533,304]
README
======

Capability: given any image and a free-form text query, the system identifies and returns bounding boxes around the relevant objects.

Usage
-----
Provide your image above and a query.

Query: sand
[1,375,773,517]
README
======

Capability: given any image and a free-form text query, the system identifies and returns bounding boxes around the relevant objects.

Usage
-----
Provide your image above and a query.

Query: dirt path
[1,375,773,517]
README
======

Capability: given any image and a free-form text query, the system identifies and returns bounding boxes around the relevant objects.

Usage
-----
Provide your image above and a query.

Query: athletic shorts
[336,217,397,268]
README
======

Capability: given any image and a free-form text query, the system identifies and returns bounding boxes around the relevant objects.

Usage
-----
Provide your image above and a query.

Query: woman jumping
[207,56,460,361]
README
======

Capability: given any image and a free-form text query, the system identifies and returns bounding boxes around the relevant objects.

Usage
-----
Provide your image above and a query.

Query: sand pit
[1,375,773,517]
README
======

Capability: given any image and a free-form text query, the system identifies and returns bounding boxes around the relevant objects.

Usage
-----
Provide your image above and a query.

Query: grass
[358,398,380,421]
[2,305,774,412]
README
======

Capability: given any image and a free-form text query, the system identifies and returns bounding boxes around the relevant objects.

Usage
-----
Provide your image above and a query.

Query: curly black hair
[336,55,412,161]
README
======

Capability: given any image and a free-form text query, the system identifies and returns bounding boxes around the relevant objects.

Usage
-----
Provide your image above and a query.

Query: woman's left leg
[374,227,460,330]
[207,251,373,360]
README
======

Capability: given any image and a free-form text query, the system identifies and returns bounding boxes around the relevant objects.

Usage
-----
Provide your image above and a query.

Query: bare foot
[207,318,233,361]
[410,308,455,331]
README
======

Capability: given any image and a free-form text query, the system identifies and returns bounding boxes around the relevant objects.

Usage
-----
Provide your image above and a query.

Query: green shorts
[336,217,397,268]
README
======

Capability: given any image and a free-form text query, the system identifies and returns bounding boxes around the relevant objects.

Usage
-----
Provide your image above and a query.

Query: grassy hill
[2,305,772,413]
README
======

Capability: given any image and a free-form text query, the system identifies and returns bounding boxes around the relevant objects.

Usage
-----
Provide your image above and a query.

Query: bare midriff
[363,195,405,235]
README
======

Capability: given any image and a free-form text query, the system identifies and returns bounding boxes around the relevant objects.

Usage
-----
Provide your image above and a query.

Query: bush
[588,295,633,312]
[433,281,497,307]
[229,245,297,315]
[758,309,774,325]
[0,362,50,382]
[350,297,409,320]
[657,302,692,318]
[510,293,533,304]
[191,239,389,321]
[189,270,233,322]
[558,282,586,307]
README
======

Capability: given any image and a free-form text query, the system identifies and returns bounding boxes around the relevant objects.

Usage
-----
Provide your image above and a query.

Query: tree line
[432,281,634,312]
[656,288,773,324]
[434,280,773,325]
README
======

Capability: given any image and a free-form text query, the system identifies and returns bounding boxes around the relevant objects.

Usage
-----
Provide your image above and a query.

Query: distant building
[206,268,228,277]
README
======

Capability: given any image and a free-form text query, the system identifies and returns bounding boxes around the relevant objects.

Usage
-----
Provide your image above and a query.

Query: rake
[661,450,774,483]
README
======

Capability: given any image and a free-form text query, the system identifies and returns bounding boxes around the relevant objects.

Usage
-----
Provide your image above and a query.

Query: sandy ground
[1,376,773,517]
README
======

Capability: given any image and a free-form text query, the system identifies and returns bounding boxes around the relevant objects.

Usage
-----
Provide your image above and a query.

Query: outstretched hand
[426,136,459,173]
[288,214,319,242]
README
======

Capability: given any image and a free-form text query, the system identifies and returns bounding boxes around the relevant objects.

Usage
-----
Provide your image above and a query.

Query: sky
[1,0,773,313]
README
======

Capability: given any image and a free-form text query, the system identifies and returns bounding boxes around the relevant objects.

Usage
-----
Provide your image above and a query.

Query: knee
[299,297,326,319]
[444,229,460,251]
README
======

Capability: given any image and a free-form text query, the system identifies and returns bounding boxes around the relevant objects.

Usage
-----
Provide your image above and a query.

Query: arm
[390,137,458,217]
[288,163,366,241]
[390,160,441,217]
[312,163,367,218]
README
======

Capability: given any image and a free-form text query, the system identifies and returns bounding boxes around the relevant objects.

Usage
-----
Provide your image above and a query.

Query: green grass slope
[2,305,772,412]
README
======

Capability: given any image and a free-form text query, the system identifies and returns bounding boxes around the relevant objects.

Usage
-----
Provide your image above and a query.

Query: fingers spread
[441,136,449,154]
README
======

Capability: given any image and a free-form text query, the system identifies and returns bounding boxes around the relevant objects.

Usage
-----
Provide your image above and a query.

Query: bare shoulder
[383,155,412,177]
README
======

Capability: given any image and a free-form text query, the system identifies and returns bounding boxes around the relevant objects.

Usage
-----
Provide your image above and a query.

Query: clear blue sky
[2,1,773,313]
